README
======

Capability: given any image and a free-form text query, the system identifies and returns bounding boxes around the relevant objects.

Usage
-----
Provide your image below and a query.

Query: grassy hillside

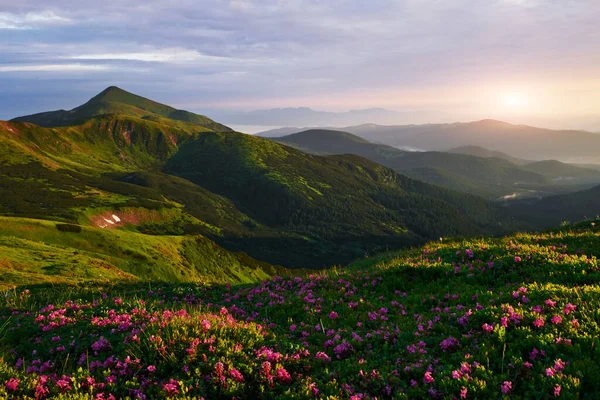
[1,220,599,398]
[12,86,232,132]
[275,129,600,200]
[0,217,288,290]
[165,130,513,267]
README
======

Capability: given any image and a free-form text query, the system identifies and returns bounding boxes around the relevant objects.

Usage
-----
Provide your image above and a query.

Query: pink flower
[423,371,435,384]
[290,324,297,332]
[551,315,563,325]
[545,299,556,308]
[201,319,211,331]
[460,387,468,399]
[329,311,338,320]
[514,256,522,263]
[5,378,19,392]
[147,365,156,373]
[533,318,545,328]
[229,368,244,383]
[564,303,576,315]
[554,385,561,397]
[482,323,494,333]
[163,379,179,397]
[56,376,72,392]
[276,368,292,384]
[501,381,512,394]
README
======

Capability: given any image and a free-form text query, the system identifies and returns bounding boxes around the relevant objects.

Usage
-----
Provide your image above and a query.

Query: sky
[1,0,599,129]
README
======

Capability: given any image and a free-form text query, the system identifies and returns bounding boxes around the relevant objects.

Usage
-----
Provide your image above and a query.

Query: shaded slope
[275,129,553,199]
[447,145,529,165]
[164,131,515,267]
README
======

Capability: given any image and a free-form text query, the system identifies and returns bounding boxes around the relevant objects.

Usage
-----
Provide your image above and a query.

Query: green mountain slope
[12,86,232,132]
[274,129,576,199]
[0,217,287,289]
[447,145,529,165]
[509,184,600,227]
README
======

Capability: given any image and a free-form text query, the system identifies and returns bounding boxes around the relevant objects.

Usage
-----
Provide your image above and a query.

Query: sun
[501,93,530,109]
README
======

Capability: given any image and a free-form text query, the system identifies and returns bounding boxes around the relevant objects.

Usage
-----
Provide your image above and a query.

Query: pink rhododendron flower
[501,381,512,394]
[5,378,19,392]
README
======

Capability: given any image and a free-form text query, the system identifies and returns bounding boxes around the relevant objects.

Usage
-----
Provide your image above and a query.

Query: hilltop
[12,86,232,132]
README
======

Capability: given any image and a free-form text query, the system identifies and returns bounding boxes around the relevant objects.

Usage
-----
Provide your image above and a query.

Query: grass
[0,217,289,290]
[0,220,599,398]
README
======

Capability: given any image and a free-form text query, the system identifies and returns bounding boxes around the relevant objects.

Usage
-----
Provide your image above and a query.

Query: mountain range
[258,120,600,163]
[274,129,600,200]
[1,87,527,286]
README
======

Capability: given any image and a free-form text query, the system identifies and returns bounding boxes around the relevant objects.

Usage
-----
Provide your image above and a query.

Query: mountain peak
[12,86,232,132]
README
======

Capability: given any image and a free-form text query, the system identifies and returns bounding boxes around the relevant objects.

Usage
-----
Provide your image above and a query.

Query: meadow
[1,220,599,399]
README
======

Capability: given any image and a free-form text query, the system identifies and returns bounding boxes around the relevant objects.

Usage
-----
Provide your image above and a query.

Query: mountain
[341,120,600,163]
[274,129,600,200]
[206,107,431,127]
[447,145,529,165]
[12,86,232,132]
[510,184,600,227]
[522,160,600,182]
[0,88,522,279]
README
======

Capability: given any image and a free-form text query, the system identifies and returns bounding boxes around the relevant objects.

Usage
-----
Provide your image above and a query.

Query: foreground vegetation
[1,220,599,398]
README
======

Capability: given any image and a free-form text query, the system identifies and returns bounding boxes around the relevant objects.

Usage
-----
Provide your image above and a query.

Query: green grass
[0,217,289,290]
[0,220,599,398]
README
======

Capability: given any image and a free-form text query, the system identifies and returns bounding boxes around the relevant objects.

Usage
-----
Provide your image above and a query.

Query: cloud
[0,64,129,72]
[0,10,70,29]
[0,0,598,124]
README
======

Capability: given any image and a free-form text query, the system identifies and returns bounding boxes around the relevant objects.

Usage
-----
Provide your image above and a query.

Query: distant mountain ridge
[257,120,600,163]
[275,129,600,200]
[206,107,431,127]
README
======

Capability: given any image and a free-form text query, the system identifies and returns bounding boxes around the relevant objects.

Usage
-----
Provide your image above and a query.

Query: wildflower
[163,379,179,397]
[329,311,338,319]
[423,371,435,384]
[201,319,211,331]
[564,303,576,315]
[554,385,561,397]
[545,299,557,308]
[460,387,468,399]
[56,376,72,392]
[501,381,512,394]
[551,315,563,325]
[5,378,19,392]
[147,365,156,373]
[440,336,460,352]
[229,368,244,383]
[533,318,545,328]
[276,368,292,384]
[514,256,522,263]
[482,323,494,333]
